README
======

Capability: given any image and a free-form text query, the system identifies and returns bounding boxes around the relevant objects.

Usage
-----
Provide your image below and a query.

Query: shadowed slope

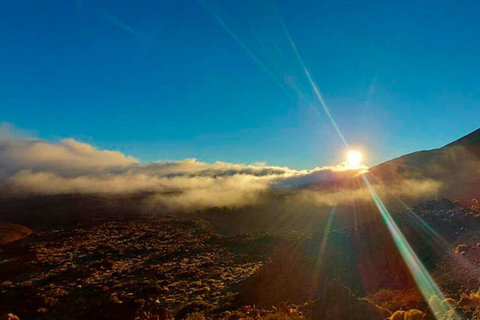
[0,222,32,245]
[369,127,480,199]
[446,127,480,147]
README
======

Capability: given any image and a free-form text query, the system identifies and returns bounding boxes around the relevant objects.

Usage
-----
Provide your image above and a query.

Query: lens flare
[200,0,286,91]
[311,206,336,294]
[274,5,349,148]
[346,150,363,169]
[362,175,460,320]
[203,3,460,317]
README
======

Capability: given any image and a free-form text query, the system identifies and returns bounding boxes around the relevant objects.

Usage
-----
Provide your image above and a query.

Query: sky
[1,0,480,169]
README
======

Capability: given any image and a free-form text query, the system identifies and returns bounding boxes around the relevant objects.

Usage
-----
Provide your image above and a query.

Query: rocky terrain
[0,218,265,319]
[2,198,480,319]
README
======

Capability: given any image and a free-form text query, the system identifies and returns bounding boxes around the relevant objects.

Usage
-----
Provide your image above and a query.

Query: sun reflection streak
[353,201,358,233]
[203,2,461,316]
[311,205,336,294]
[362,175,460,320]
[367,173,447,251]
[377,178,480,283]
[275,4,459,314]
[200,0,287,91]
[318,205,336,265]
[276,2,457,312]
[273,4,349,149]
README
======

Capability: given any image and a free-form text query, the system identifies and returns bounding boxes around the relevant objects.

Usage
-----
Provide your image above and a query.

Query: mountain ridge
[369,126,480,199]
[446,127,480,147]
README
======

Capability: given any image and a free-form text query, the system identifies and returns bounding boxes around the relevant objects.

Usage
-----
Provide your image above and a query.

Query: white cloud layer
[0,123,444,211]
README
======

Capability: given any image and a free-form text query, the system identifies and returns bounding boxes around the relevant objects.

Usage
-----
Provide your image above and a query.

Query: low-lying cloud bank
[0,138,351,207]
[0,123,444,211]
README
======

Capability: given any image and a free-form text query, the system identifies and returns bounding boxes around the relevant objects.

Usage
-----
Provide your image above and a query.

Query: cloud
[0,138,137,176]
[289,178,443,207]
[0,131,445,212]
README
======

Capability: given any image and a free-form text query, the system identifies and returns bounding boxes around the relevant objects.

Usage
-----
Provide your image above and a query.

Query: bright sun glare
[346,150,363,169]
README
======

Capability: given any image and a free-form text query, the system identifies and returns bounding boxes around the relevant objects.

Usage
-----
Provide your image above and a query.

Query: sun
[345,150,363,169]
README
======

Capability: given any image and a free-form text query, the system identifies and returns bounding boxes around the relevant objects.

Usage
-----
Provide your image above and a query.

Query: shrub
[389,311,406,320]
[369,288,424,311]
[186,313,207,320]
[262,312,305,320]
[404,309,425,320]
[455,244,468,255]
[389,309,425,320]
[175,301,214,320]
[458,292,480,310]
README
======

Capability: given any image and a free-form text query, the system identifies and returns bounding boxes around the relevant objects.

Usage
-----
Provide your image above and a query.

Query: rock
[404,309,425,320]
[389,311,406,320]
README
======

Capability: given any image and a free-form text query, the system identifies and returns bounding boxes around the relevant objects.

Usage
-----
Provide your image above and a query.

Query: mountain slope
[369,127,480,199]
[446,127,480,147]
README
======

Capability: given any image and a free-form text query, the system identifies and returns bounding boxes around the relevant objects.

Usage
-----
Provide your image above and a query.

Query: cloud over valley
[0,123,446,212]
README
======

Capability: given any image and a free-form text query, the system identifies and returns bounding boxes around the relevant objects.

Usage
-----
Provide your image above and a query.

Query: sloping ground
[0,216,423,320]
[298,128,480,216]
[368,128,480,199]
[446,127,480,147]
[0,218,266,319]
[1,200,479,319]
[0,222,32,245]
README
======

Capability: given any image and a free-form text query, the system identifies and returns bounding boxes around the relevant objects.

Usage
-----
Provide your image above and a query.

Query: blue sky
[1,0,479,169]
